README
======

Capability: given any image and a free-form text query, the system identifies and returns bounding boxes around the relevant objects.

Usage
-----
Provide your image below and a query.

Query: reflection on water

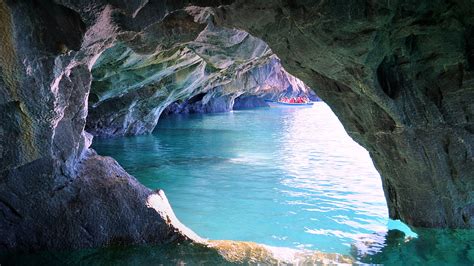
[1,229,473,265]
[3,103,471,265]
[0,242,229,265]
[93,103,414,254]
[357,229,474,265]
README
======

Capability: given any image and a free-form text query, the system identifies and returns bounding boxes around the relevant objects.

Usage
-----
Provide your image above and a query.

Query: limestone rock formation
[86,26,311,136]
[160,56,316,115]
[0,0,199,252]
[202,0,474,228]
[0,0,473,255]
[91,0,474,228]
[232,95,270,110]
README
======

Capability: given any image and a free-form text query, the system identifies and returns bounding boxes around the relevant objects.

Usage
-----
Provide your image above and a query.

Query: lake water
[3,103,471,265]
[93,102,413,254]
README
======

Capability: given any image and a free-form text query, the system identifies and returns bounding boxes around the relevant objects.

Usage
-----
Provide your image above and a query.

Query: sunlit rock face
[1,0,473,254]
[86,25,311,136]
[202,0,474,228]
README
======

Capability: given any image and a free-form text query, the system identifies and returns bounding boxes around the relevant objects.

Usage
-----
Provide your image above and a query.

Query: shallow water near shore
[2,103,472,265]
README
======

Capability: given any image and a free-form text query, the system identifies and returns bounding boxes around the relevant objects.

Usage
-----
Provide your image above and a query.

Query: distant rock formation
[160,56,318,115]
[86,26,314,135]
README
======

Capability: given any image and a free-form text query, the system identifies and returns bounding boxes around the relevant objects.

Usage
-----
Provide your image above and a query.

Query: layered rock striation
[89,0,474,228]
[160,56,316,115]
[203,0,474,228]
[86,25,312,136]
[0,0,205,251]
[0,0,473,254]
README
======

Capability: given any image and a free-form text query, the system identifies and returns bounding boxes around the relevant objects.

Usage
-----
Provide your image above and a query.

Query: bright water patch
[92,102,413,255]
[2,103,472,265]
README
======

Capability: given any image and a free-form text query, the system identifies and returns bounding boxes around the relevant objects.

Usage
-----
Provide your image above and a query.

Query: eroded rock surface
[201,0,474,228]
[89,0,474,228]
[160,56,316,115]
[86,26,312,136]
[207,240,353,265]
[0,0,199,251]
[0,0,473,255]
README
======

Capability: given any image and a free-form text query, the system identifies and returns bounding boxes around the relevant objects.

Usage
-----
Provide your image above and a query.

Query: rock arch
[0,0,472,253]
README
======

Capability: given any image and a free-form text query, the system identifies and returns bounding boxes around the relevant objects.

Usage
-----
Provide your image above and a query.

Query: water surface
[93,102,412,254]
[2,103,473,265]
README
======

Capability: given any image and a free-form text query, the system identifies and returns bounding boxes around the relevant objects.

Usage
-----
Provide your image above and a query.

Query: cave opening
[91,100,416,256]
[1,1,474,265]
[85,24,417,261]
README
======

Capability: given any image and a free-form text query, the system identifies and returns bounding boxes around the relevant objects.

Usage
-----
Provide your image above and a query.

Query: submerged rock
[207,240,353,265]
[352,229,474,264]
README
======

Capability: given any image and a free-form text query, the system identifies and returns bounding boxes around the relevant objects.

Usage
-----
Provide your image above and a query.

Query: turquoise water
[2,103,473,265]
[93,103,412,254]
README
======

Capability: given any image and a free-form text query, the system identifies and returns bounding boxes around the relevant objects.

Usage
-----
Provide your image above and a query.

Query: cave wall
[85,25,312,136]
[204,0,474,228]
[0,0,473,253]
[0,0,200,251]
[85,23,271,136]
[88,0,474,227]
[160,56,315,115]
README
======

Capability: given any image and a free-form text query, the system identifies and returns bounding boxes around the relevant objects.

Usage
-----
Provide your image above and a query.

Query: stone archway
[0,0,472,253]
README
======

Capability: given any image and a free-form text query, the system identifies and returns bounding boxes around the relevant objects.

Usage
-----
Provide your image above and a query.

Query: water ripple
[93,103,414,255]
